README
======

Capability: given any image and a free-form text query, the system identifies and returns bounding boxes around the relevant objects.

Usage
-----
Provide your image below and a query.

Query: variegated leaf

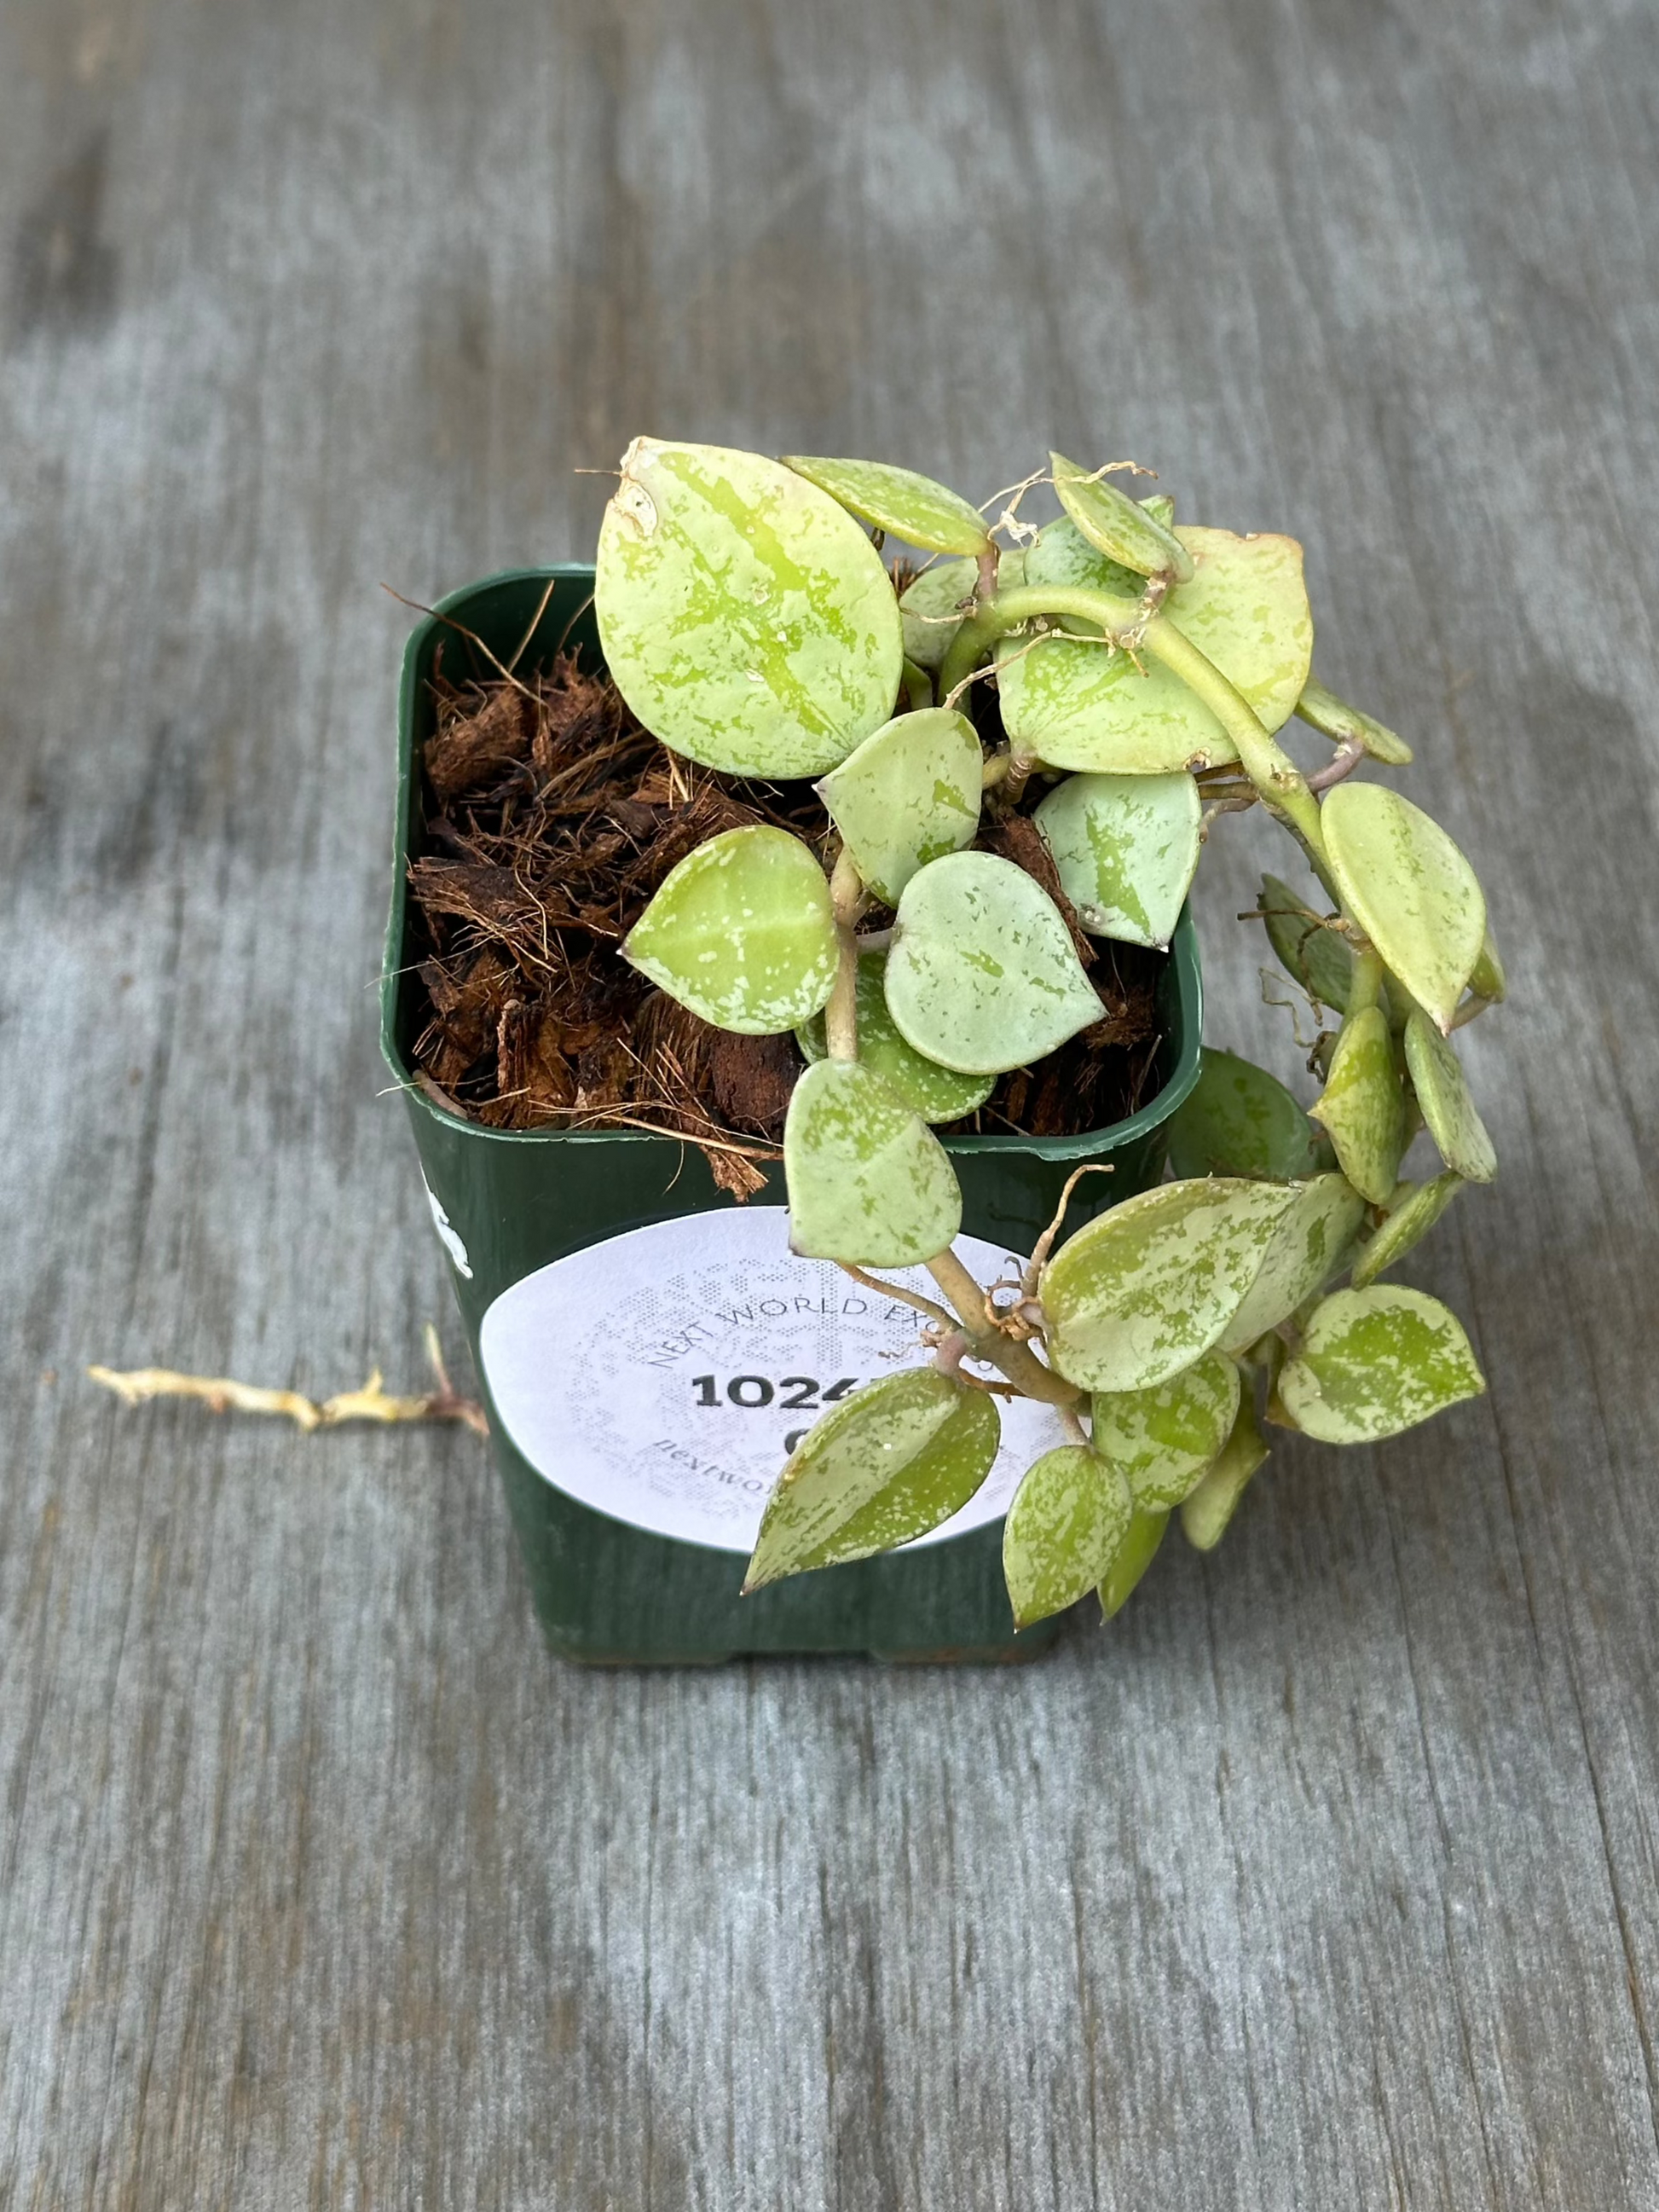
[1309,1007,1406,1206]
[1275,1286,1486,1443]
[781,455,991,556]
[997,523,1314,773]
[1321,783,1486,1033]
[1403,1012,1497,1183]
[1090,1350,1241,1510]
[816,707,981,906]
[884,852,1103,1075]
[1351,1174,1465,1288]
[743,1369,1000,1590]
[1003,1445,1134,1629]
[1218,1173,1367,1353]
[1033,770,1200,947]
[1097,1507,1170,1618]
[1295,675,1413,765]
[596,437,902,779]
[1041,1178,1298,1393]
[1167,1048,1333,1183]
[623,825,838,1034]
[1180,1397,1271,1550]
[795,951,994,1124]
[1259,872,1357,1013]
[1050,451,1194,582]
[783,1059,962,1267]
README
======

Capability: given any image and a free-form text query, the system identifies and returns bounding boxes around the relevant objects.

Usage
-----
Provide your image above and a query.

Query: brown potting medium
[402,648,1165,1182]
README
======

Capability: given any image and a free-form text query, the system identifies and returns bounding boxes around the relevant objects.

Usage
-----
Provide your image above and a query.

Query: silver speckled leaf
[795,952,994,1124]
[1003,1445,1135,1629]
[1321,783,1486,1033]
[1217,1172,1367,1353]
[1259,873,1357,1013]
[1167,1049,1333,1184]
[1274,1286,1486,1443]
[997,523,1314,773]
[781,456,991,556]
[883,852,1103,1076]
[1296,676,1413,765]
[1403,1012,1497,1183]
[1180,1397,1271,1550]
[1351,1173,1465,1288]
[1033,771,1200,947]
[1090,1351,1241,1511]
[1097,1506,1170,1618]
[1050,452,1194,582]
[595,437,903,778]
[1041,1178,1298,1393]
[743,1369,1000,1590]
[816,707,982,906]
[783,1057,962,1267]
[623,825,838,1034]
[1309,1007,1407,1207]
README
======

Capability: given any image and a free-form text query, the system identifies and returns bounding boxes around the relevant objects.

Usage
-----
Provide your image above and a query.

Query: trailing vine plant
[592,439,1500,1626]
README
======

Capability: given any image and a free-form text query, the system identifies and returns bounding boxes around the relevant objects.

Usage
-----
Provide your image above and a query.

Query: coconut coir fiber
[403,650,1164,1179]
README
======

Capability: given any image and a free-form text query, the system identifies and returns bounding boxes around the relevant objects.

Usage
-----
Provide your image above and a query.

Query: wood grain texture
[3,0,1656,2203]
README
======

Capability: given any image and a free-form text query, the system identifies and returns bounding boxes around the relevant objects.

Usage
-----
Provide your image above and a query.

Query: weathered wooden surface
[3,0,1656,2202]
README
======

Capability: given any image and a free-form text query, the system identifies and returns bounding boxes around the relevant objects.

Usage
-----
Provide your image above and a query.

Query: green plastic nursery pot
[381,567,1203,1665]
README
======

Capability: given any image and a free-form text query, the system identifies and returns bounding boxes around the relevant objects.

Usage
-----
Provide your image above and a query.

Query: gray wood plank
[2,0,1656,2203]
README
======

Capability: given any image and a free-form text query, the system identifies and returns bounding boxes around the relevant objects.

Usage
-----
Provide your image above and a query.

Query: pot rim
[381,564,1204,1162]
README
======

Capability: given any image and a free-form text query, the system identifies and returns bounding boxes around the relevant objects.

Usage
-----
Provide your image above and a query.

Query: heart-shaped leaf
[1274,1285,1486,1443]
[1259,873,1357,1012]
[1167,1048,1333,1183]
[997,524,1313,773]
[781,455,991,557]
[1003,1445,1134,1629]
[1217,1172,1367,1352]
[624,825,838,1033]
[1295,676,1413,765]
[1309,1007,1406,1206]
[743,1369,1000,1590]
[783,1058,962,1266]
[1403,1012,1497,1183]
[883,852,1104,1075]
[795,952,994,1123]
[1180,1398,1270,1551]
[1033,770,1200,947]
[816,708,982,906]
[1050,451,1194,582]
[1041,1178,1298,1393]
[1320,783,1486,1033]
[1097,1506,1170,1618]
[1351,1173,1465,1288]
[1090,1350,1241,1510]
[595,437,902,779]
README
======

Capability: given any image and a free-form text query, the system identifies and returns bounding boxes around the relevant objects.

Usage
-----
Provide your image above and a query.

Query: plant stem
[937,580,1340,898]
[1346,947,1385,1016]
[900,656,934,711]
[1138,613,1327,860]
[925,1248,1084,1408]
[825,848,864,1061]
[937,582,1142,700]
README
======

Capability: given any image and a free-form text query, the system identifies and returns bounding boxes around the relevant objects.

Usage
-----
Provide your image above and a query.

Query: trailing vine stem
[936,582,1341,903]
[925,1248,1085,1409]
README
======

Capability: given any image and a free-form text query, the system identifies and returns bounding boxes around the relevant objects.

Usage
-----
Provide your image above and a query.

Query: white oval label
[477,1207,1068,1554]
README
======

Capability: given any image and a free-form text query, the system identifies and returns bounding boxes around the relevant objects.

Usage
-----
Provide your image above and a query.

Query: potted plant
[382,440,1498,1663]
